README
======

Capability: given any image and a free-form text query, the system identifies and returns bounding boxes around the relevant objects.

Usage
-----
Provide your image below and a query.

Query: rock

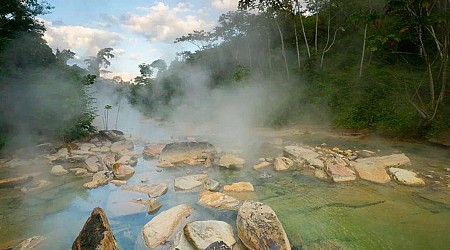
[142,204,192,249]
[174,174,209,191]
[36,142,56,154]
[110,180,127,186]
[131,197,162,214]
[259,172,273,179]
[356,150,376,158]
[205,178,220,191]
[110,140,134,154]
[51,165,69,176]
[99,130,125,142]
[83,171,113,189]
[69,168,88,176]
[223,182,254,192]
[273,157,295,171]
[143,144,166,158]
[70,150,96,156]
[352,154,411,184]
[122,183,168,197]
[389,168,426,186]
[113,164,135,179]
[159,141,216,166]
[0,174,33,188]
[184,220,236,249]
[325,158,356,182]
[21,180,51,193]
[199,190,240,210]
[218,154,246,168]
[85,156,101,172]
[283,145,323,168]
[72,207,119,250]
[55,147,69,160]
[205,241,232,250]
[173,231,195,250]
[12,236,46,250]
[236,201,291,250]
[314,169,328,180]
[253,161,271,170]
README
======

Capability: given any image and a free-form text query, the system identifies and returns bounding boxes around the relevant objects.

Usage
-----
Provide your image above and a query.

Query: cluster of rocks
[253,141,431,187]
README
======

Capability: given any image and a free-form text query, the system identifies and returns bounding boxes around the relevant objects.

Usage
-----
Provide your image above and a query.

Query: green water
[0,128,449,249]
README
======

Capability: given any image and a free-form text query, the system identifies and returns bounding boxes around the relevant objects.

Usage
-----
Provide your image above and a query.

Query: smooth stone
[12,236,46,250]
[72,207,119,250]
[325,158,356,182]
[113,164,135,180]
[237,201,291,250]
[184,220,236,249]
[143,144,166,158]
[122,183,168,197]
[110,140,134,154]
[218,154,246,168]
[198,190,240,210]
[83,171,113,189]
[253,161,271,170]
[142,204,192,249]
[389,168,426,186]
[283,145,322,168]
[352,154,411,184]
[110,180,127,186]
[174,174,209,190]
[51,165,68,176]
[223,182,254,192]
[273,157,295,171]
[85,156,101,173]
[173,231,195,250]
[131,198,162,214]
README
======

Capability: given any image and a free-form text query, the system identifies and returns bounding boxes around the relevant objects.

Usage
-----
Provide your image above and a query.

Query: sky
[39,0,239,81]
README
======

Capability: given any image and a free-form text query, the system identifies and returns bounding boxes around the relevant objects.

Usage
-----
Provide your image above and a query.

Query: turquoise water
[0,126,449,249]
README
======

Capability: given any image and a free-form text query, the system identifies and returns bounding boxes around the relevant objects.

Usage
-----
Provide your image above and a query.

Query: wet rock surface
[218,154,246,169]
[389,168,426,186]
[223,182,254,192]
[159,141,215,166]
[274,157,295,171]
[237,201,291,250]
[12,236,46,250]
[174,174,209,191]
[184,220,236,249]
[122,183,168,197]
[142,204,192,249]
[0,174,34,188]
[72,207,118,250]
[199,190,240,210]
[325,158,356,182]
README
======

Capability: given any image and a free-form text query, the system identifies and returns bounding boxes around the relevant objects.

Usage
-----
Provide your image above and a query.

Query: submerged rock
[0,174,33,189]
[314,169,328,180]
[199,190,240,210]
[205,178,220,191]
[236,201,291,250]
[72,207,118,250]
[174,174,209,191]
[184,220,236,249]
[223,182,254,192]
[389,168,425,186]
[12,236,46,250]
[273,157,295,171]
[143,144,166,158]
[283,145,323,168]
[142,204,192,249]
[122,183,168,197]
[253,161,271,170]
[131,197,162,214]
[218,154,246,169]
[69,168,88,176]
[110,180,127,186]
[51,165,68,176]
[21,180,51,193]
[110,140,134,154]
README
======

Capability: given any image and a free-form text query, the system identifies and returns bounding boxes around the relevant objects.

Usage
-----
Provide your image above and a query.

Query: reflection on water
[0,124,449,249]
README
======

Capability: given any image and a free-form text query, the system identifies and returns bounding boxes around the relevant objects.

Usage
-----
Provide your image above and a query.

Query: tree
[84,47,114,76]
[56,48,75,65]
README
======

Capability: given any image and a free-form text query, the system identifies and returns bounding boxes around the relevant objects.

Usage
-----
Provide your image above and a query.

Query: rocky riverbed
[0,128,449,249]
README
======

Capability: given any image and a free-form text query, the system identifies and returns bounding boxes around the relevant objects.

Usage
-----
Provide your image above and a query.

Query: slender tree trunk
[359,23,368,77]
[275,19,290,80]
[297,5,311,58]
[315,13,319,53]
[293,17,301,70]
[321,16,331,68]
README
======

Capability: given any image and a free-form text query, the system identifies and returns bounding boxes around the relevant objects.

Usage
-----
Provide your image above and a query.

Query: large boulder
[122,183,168,197]
[142,204,192,249]
[83,171,113,189]
[283,145,323,168]
[273,157,295,171]
[198,190,240,210]
[174,174,209,191]
[352,154,411,184]
[389,168,425,186]
[237,201,291,250]
[184,220,236,249]
[223,182,254,192]
[85,156,102,173]
[159,141,216,166]
[72,207,119,250]
[112,163,135,179]
[325,158,356,182]
[218,154,246,169]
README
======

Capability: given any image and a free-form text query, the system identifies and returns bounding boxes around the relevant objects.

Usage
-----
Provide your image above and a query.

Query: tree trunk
[298,6,311,58]
[359,24,368,77]
[315,12,319,53]
[293,17,301,70]
[275,19,290,80]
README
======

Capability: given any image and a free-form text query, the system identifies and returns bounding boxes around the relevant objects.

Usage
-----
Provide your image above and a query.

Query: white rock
[389,168,425,186]
[184,220,236,249]
[51,165,68,176]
